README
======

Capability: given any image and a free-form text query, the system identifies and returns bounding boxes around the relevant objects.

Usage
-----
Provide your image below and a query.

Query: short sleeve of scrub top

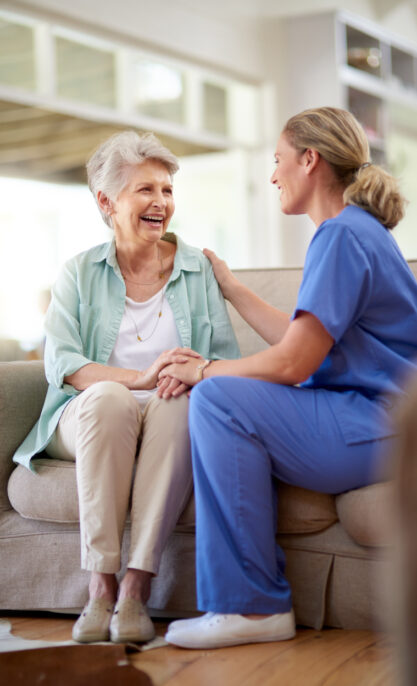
[293,220,372,343]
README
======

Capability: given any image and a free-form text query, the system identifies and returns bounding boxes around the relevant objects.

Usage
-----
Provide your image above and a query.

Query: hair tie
[359,162,371,170]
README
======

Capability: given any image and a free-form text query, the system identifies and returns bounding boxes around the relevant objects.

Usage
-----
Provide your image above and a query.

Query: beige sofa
[1,264,411,630]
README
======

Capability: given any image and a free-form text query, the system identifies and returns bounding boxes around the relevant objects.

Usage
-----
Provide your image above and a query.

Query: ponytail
[343,163,405,230]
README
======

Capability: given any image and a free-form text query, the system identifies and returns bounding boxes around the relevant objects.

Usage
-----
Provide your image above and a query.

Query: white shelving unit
[282,10,417,164]
[337,11,417,165]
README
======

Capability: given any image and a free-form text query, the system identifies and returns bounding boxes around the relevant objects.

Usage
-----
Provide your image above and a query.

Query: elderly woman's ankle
[88,572,118,602]
[118,568,152,603]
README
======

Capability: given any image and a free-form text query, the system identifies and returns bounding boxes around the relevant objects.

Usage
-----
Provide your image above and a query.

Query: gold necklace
[125,288,165,342]
[121,245,165,286]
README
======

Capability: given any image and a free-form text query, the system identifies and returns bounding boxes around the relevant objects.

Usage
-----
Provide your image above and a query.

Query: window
[131,59,185,124]
[55,34,116,108]
[0,16,35,91]
[387,103,417,259]
[202,82,228,135]
[0,178,111,347]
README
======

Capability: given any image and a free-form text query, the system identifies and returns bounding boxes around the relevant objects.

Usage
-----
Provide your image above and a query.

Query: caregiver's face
[270,133,309,216]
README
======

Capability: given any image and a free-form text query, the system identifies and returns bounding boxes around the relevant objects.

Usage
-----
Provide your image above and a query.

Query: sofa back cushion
[228,267,303,356]
[0,361,47,511]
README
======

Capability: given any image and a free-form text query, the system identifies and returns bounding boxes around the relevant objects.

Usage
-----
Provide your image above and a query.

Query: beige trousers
[46,381,192,575]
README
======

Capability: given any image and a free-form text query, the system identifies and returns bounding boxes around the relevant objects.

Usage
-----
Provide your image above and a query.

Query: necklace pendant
[137,335,142,342]
[159,271,164,279]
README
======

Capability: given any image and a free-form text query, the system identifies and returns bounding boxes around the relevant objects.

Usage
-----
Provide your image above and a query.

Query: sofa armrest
[0,361,47,510]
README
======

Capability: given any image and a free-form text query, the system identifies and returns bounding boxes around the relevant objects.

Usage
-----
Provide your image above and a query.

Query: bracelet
[196,359,212,382]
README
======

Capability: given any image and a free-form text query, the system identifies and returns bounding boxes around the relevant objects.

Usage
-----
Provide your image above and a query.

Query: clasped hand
[141,347,202,399]
[158,354,205,398]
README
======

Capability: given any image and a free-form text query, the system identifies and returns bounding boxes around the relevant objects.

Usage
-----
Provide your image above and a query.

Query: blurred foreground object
[392,374,417,686]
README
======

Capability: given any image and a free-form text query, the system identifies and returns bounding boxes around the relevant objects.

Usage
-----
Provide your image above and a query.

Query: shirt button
[169,294,174,300]
[180,319,185,325]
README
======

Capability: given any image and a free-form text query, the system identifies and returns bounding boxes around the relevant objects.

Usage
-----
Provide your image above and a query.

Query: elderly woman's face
[110,159,175,243]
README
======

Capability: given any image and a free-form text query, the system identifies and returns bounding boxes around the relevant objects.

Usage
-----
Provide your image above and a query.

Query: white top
[107,285,181,408]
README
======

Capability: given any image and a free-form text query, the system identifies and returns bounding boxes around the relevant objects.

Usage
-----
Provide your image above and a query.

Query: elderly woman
[160,107,417,649]
[13,131,239,643]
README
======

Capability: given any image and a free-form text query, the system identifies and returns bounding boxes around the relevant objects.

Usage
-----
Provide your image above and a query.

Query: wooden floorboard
[1,613,397,685]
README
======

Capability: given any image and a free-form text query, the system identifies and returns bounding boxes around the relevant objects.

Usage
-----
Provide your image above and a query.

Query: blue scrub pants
[188,376,391,615]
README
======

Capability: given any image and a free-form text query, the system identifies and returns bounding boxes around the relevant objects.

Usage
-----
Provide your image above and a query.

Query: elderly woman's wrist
[131,369,147,390]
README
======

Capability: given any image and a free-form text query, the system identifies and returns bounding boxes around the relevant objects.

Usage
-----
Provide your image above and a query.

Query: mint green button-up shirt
[13,233,240,471]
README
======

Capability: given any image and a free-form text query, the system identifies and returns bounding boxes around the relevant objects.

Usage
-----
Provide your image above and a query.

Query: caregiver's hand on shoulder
[139,347,202,390]
[157,375,190,399]
[203,248,239,301]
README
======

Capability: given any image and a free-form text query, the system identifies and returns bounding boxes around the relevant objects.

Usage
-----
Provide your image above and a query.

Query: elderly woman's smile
[140,214,164,226]
[110,158,175,241]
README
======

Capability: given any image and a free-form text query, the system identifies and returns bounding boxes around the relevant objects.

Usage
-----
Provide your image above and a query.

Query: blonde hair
[283,107,405,230]
[86,131,179,228]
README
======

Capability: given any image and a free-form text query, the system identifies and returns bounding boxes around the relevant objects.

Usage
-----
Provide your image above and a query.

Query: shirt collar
[91,239,117,265]
[91,233,200,279]
[165,233,200,280]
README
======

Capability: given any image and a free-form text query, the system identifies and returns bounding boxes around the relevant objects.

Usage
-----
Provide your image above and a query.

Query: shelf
[346,25,382,78]
[339,64,388,98]
[342,15,417,100]
[390,46,416,91]
[347,87,384,142]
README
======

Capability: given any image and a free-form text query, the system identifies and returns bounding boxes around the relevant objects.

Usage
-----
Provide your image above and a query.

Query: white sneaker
[166,612,214,634]
[165,609,296,649]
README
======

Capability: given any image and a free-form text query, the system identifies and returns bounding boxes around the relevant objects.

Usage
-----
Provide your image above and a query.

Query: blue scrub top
[294,205,417,445]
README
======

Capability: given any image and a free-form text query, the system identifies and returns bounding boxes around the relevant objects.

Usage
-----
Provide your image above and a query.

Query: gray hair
[86,130,179,228]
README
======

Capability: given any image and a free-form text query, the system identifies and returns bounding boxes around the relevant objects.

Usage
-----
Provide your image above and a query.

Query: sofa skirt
[0,509,388,630]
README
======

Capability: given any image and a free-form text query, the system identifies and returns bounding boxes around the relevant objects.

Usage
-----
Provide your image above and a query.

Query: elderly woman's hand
[156,375,190,399]
[203,248,239,301]
[139,347,202,391]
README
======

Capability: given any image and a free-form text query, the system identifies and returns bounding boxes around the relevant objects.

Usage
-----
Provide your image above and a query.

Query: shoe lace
[207,614,230,626]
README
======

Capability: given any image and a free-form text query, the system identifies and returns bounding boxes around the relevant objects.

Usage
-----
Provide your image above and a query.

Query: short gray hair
[86,130,179,228]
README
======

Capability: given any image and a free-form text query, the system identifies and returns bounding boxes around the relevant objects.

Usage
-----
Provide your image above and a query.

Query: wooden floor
[1,613,399,686]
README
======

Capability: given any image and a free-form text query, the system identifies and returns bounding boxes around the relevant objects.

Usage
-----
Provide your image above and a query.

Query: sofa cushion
[8,459,197,526]
[9,458,338,536]
[8,459,80,523]
[335,482,393,547]
[277,484,337,534]
[179,484,338,534]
